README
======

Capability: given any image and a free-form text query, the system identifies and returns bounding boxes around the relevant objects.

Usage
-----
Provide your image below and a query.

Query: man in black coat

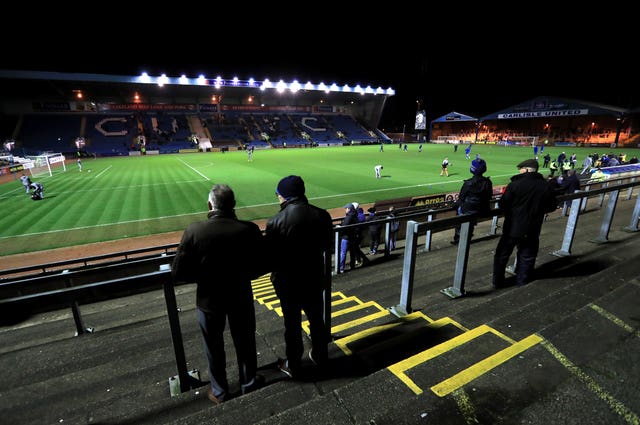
[172,184,266,404]
[265,175,333,378]
[559,169,581,211]
[451,158,493,244]
[493,159,558,288]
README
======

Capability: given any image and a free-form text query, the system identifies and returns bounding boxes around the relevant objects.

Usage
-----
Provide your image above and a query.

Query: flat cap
[516,159,539,170]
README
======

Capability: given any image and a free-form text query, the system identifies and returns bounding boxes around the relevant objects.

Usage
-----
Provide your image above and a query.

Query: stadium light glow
[290,80,301,93]
[157,74,169,87]
[132,72,394,96]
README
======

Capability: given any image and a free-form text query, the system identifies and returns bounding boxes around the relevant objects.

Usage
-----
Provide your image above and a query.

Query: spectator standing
[20,174,32,194]
[557,152,567,168]
[440,157,450,176]
[559,169,580,210]
[388,206,400,251]
[265,175,333,378]
[493,159,557,288]
[171,184,266,404]
[451,158,493,245]
[580,155,593,175]
[338,203,361,273]
[366,207,382,254]
[355,206,368,265]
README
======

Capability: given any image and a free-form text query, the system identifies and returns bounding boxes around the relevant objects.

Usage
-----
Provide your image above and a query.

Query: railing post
[441,221,472,298]
[627,177,636,201]
[334,228,341,275]
[424,213,433,252]
[65,274,94,336]
[624,189,640,232]
[323,250,332,339]
[552,196,583,257]
[581,184,590,212]
[591,189,619,243]
[162,267,202,395]
[389,220,419,317]
[489,202,500,235]
[383,222,391,257]
[597,182,608,207]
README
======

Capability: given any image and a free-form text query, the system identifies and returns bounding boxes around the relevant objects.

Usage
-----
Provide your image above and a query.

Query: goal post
[504,136,538,146]
[25,153,67,177]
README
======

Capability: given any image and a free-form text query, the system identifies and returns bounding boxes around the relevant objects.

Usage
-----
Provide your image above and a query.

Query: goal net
[25,153,67,177]
[504,136,538,146]
[437,136,462,144]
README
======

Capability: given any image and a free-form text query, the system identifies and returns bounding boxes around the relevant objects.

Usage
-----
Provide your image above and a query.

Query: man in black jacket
[451,158,493,245]
[265,175,333,378]
[172,184,266,404]
[493,159,557,288]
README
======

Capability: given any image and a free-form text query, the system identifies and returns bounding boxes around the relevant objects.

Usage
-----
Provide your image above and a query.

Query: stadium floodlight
[3,139,15,152]
[157,74,169,87]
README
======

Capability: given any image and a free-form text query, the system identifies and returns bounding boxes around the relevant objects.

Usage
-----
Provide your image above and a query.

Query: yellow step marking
[431,334,542,396]
[388,325,520,395]
[590,304,638,335]
[541,338,639,425]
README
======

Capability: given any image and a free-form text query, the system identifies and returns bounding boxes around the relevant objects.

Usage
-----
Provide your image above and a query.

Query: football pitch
[0,144,604,256]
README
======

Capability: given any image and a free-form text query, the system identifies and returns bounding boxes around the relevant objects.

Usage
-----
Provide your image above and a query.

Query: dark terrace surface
[1,195,639,425]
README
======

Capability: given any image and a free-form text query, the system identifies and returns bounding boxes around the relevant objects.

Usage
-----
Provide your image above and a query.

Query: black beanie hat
[276,175,305,200]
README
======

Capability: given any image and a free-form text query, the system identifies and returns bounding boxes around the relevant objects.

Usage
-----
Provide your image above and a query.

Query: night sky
[4,20,637,132]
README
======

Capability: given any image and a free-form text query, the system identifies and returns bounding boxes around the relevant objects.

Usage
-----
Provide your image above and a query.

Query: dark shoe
[207,387,223,405]
[450,240,459,245]
[278,358,293,378]
[241,374,265,395]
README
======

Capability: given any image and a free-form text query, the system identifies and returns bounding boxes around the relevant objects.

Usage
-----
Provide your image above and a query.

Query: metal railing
[388,179,640,317]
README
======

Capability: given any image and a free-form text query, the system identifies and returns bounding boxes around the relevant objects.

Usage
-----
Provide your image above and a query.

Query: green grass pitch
[0,144,608,256]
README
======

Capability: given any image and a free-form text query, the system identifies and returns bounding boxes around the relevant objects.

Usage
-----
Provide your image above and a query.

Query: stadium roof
[0,70,395,128]
[0,69,394,103]
[479,96,628,121]
[431,111,477,123]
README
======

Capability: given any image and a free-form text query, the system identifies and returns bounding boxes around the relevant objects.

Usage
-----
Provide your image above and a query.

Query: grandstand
[430,97,636,148]
[0,70,393,157]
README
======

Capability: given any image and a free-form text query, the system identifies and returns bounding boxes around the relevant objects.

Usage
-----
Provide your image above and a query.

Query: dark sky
[4,20,637,132]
